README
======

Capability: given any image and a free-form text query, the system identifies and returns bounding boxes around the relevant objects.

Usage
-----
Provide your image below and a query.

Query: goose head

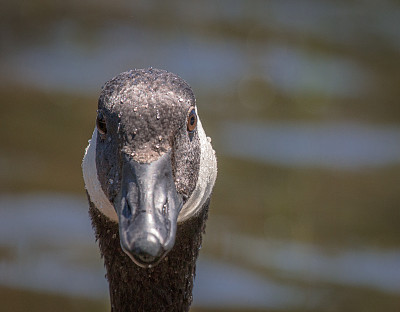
[83,68,217,268]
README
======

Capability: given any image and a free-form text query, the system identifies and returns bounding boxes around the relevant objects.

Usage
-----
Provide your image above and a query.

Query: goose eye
[187,108,197,133]
[96,111,107,136]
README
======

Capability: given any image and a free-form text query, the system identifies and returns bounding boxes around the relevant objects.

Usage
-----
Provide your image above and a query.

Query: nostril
[122,198,132,218]
[162,199,169,216]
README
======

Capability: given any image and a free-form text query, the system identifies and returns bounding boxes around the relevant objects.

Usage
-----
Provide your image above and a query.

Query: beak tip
[121,233,164,268]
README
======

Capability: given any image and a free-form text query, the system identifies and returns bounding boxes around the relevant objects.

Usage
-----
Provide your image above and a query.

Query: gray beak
[114,151,183,268]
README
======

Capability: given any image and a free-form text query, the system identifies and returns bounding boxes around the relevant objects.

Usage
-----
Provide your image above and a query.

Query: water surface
[0,194,399,310]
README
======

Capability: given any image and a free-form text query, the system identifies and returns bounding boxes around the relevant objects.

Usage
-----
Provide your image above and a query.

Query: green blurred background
[1,0,399,311]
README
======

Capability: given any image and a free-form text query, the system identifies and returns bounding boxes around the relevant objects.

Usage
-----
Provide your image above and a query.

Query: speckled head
[82,68,217,268]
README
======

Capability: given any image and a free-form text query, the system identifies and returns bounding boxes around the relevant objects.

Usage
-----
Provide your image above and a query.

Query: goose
[82,68,217,311]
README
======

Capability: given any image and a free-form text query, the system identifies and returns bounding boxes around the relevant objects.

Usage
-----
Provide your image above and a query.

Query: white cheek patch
[82,110,217,224]
[82,129,118,222]
[178,111,217,222]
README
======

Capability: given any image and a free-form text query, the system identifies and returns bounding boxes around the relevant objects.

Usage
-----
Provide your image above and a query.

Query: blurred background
[1,0,400,311]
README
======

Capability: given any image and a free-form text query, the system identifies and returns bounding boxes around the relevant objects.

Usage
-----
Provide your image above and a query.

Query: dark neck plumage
[88,197,209,312]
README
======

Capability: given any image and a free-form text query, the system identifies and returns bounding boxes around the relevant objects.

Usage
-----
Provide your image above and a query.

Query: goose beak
[114,151,183,268]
